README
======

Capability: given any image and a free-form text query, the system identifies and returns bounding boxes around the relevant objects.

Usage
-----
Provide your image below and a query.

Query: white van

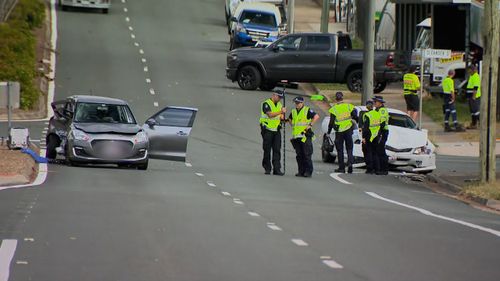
[59,0,111,14]
[225,0,286,33]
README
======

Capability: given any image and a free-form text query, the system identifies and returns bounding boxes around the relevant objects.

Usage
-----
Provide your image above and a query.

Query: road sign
[423,49,452,59]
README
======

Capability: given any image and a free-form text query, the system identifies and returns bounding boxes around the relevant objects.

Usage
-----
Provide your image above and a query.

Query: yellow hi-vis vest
[466,72,481,98]
[291,106,311,139]
[365,109,381,142]
[403,73,420,95]
[442,77,454,94]
[329,102,354,132]
[259,99,283,131]
[378,107,389,131]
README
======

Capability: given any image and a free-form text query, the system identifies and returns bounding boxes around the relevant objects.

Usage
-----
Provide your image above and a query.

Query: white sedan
[321,106,436,174]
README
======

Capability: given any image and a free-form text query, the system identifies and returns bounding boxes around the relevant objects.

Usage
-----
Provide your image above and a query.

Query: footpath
[294,0,500,210]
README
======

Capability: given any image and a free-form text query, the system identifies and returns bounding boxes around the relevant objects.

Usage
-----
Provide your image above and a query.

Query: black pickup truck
[226,32,404,93]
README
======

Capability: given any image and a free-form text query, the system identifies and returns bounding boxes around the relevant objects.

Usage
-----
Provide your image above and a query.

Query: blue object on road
[21,148,48,164]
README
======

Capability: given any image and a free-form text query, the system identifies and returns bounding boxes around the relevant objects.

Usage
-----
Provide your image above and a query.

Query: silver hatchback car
[46,95,197,170]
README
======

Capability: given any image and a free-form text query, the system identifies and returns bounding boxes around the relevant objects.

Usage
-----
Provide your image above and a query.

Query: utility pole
[287,0,295,33]
[479,0,500,183]
[320,0,330,33]
[361,0,375,104]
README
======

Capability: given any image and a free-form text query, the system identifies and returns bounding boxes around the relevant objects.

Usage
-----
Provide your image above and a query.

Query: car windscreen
[239,11,277,27]
[74,102,136,124]
[358,111,416,129]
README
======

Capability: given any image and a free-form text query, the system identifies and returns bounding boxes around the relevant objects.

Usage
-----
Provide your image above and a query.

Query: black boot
[444,124,453,132]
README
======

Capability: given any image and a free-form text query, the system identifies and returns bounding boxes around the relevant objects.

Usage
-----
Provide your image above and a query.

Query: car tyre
[46,135,60,160]
[321,147,336,163]
[374,82,387,93]
[237,65,261,90]
[137,160,149,170]
[259,81,277,91]
[102,8,109,14]
[346,69,363,93]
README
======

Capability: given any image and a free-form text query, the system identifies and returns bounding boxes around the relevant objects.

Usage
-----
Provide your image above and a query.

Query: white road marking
[141,58,147,63]
[266,223,282,231]
[29,139,41,142]
[121,0,126,3]
[329,173,352,185]
[195,173,204,177]
[149,88,155,95]
[123,7,128,12]
[322,260,344,269]
[221,191,231,196]
[130,33,135,39]
[23,238,34,242]
[143,66,148,72]
[0,240,17,281]
[139,49,144,54]
[125,17,130,22]
[134,42,139,47]
[153,102,159,107]
[320,256,332,260]
[365,192,500,238]
[1,149,48,191]
[248,212,260,217]
[145,78,151,83]
[207,182,216,187]
[44,122,49,125]
[128,26,133,31]
[15,261,28,265]
[233,198,244,205]
[291,239,308,246]
[185,162,192,167]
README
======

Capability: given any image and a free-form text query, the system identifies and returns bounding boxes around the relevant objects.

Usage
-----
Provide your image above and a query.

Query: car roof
[355,106,408,116]
[70,95,129,105]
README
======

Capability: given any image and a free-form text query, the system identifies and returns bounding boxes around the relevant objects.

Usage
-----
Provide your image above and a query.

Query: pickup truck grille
[247,30,269,40]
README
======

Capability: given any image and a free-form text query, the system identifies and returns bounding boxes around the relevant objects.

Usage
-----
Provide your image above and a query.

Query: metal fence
[0,0,18,22]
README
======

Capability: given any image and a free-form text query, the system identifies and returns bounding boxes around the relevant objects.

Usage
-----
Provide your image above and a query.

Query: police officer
[327,92,357,174]
[288,97,320,178]
[362,100,381,174]
[260,90,286,175]
[466,65,481,129]
[442,70,465,132]
[374,96,389,175]
[403,66,421,122]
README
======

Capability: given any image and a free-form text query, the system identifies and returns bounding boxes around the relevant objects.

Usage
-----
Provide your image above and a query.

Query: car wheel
[346,69,363,93]
[259,81,277,91]
[45,135,60,160]
[374,82,387,93]
[237,65,261,90]
[102,8,109,14]
[321,147,336,163]
[137,160,149,170]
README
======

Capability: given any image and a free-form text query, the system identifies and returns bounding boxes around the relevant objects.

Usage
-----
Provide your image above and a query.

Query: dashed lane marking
[139,49,144,54]
[185,162,192,167]
[153,102,159,107]
[125,17,130,22]
[15,261,28,265]
[266,223,282,231]
[128,26,133,31]
[123,7,128,12]
[322,259,344,269]
[233,198,244,205]
[146,78,151,83]
[365,192,500,238]
[121,0,126,3]
[131,33,136,39]
[248,212,260,217]
[329,173,352,185]
[291,239,308,246]
[141,58,147,63]
[195,173,204,177]
[0,240,17,281]
[149,88,155,95]
[143,66,148,72]
[221,191,231,196]
[207,182,216,187]
[134,42,140,47]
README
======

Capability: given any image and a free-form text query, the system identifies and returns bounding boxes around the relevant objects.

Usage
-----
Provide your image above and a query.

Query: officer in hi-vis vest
[327,92,357,174]
[260,90,286,175]
[362,100,381,174]
[288,97,319,178]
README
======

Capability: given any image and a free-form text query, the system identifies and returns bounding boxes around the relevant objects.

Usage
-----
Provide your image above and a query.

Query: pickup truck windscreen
[239,11,277,27]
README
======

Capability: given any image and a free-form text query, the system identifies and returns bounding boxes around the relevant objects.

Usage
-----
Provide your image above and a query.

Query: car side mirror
[230,17,237,22]
[146,118,157,127]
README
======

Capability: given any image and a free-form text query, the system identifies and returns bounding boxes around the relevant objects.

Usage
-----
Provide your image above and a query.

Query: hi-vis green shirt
[442,77,454,95]
[378,107,389,131]
[403,73,420,95]
[291,106,311,139]
[329,103,354,132]
[467,72,481,98]
[259,99,283,131]
[364,110,381,142]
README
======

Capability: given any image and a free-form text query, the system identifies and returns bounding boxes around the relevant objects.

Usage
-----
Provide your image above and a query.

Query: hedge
[0,0,45,109]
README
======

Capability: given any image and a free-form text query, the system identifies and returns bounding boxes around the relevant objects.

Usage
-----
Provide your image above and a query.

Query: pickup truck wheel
[237,66,261,90]
[259,81,277,91]
[346,69,363,93]
[374,82,387,93]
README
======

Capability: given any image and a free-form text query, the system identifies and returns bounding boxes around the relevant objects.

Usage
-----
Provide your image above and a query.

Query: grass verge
[0,0,45,109]
[314,83,349,92]
[461,182,500,201]
[422,95,471,126]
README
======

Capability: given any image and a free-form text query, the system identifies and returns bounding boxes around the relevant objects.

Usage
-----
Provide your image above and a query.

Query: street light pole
[320,0,330,33]
[287,0,295,33]
[361,0,375,104]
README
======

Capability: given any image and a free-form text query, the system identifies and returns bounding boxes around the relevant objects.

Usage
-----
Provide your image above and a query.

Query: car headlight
[132,131,148,144]
[413,146,431,155]
[236,23,246,33]
[72,129,90,141]
[229,53,238,60]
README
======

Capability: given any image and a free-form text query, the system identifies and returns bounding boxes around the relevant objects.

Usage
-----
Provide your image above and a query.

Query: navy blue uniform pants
[376,130,389,173]
[261,127,281,173]
[291,137,313,176]
[334,128,354,170]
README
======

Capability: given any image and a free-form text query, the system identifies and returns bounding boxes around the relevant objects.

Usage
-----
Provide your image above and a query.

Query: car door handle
[176,131,187,136]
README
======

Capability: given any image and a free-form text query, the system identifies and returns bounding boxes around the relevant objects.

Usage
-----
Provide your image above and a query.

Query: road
[1,0,500,280]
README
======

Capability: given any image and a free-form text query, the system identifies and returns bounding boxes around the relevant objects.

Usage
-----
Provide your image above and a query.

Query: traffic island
[0,143,39,186]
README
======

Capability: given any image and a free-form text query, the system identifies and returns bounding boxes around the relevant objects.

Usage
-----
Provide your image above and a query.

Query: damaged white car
[321,106,436,174]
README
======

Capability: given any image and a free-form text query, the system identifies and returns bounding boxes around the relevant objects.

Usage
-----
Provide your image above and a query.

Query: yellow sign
[439,53,464,63]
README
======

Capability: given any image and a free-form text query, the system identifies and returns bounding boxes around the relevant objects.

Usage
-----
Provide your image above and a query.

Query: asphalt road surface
[1,1,499,280]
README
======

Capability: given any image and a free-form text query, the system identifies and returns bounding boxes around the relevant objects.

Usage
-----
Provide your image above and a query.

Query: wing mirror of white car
[146,118,157,127]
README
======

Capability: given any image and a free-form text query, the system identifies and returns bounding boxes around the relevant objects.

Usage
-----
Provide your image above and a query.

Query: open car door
[142,106,198,162]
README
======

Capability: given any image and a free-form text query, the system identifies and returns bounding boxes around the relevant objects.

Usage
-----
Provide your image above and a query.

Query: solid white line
[1,149,48,191]
[0,240,17,281]
[322,260,343,269]
[329,173,352,185]
[153,102,159,107]
[185,162,192,167]
[365,192,500,238]
[291,239,308,246]
[221,191,231,196]
[248,212,260,217]
[207,182,216,187]
[195,173,204,177]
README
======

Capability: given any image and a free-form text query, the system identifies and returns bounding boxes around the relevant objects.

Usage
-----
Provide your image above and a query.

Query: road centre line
[291,239,308,246]
[0,240,17,281]
[207,181,216,187]
[149,88,155,95]
[365,192,500,238]
[266,223,282,231]
[322,260,344,269]
[221,191,231,196]
[195,173,204,177]
[153,102,159,107]
[248,212,260,217]
[329,173,352,185]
